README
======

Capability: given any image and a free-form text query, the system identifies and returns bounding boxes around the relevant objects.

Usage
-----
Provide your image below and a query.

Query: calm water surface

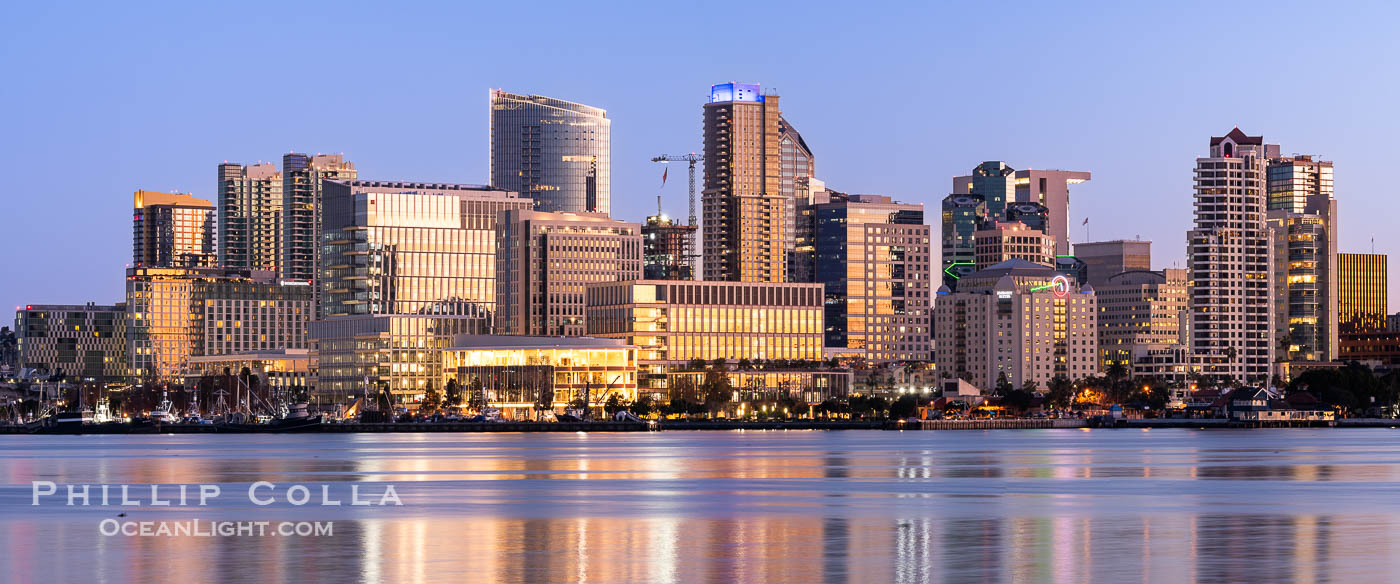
[3,428,1400,583]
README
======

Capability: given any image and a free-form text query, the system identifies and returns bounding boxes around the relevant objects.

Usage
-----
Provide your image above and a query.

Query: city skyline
[5,1,1400,315]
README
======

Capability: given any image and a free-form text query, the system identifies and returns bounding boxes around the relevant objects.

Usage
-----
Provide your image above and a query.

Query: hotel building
[811,192,932,363]
[126,267,311,381]
[441,335,637,419]
[585,280,848,403]
[933,259,1098,391]
[1187,128,1275,384]
[218,162,283,272]
[132,190,215,269]
[490,90,611,214]
[495,210,642,336]
[14,302,128,383]
[282,153,356,282]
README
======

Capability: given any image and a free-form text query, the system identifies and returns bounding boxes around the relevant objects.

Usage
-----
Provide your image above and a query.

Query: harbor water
[3,428,1400,583]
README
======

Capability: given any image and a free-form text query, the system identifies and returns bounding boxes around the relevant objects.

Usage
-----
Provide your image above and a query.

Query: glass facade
[490,90,610,214]
[311,315,482,399]
[132,190,215,269]
[585,281,842,402]
[939,194,986,289]
[813,194,932,363]
[320,181,531,330]
[442,338,637,418]
[1338,253,1387,332]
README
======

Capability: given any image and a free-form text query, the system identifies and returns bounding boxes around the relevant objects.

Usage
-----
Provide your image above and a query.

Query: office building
[132,190,215,269]
[642,214,697,280]
[953,162,1016,222]
[282,153,356,282]
[1338,253,1387,332]
[1074,240,1152,287]
[218,162,283,272]
[933,259,1098,391]
[779,117,815,279]
[944,162,1090,286]
[940,193,987,288]
[812,193,931,362]
[1267,154,1339,365]
[1005,202,1050,233]
[1013,168,1091,255]
[441,335,638,419]
[319,180,530,326]
[126,267,312,381]
[585,280,848,403]
[1095,269,1188,373]
[14,302,127,382]
[310,314,484,400]
[973,221,1056,270]
[702,82,789,283]
[490,90,610,214]
[1268,154,1334,213]
[496,210,642,336]
[1187,128,1275,384]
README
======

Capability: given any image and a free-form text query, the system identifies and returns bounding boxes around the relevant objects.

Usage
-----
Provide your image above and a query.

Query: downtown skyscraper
[702,82,802,283]
[281,153,356,282]
[1187,128,1275,384]
[217,162,282,272]
[490,90,611,214]
[1267,154,1338,363]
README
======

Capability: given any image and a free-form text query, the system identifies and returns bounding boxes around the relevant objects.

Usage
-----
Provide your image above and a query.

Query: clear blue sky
[3,0,1398,316]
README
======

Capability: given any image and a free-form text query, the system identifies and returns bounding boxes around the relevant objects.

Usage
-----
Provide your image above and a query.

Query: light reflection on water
[2,429,1400,583]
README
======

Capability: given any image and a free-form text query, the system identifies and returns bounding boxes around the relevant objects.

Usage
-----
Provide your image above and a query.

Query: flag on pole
[1082,217,1089,226]
[661,167,668,188]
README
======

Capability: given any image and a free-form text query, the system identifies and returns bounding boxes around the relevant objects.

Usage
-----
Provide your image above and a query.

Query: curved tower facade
[490,90,611,214]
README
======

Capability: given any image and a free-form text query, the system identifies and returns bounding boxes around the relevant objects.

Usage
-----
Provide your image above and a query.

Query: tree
[737,358,753,371]
[534,383,556,419]
[421,381,442,414]
[630,394,655,418]
[445,379,462,407]
[701,367,733,418]
[1001,389,1033,414]
[687,358,708,371]
[889,395,920,420]
[995,372,1013,396]
[466,377,486,412]
[1047,376,1074,410]
[603,393,630,417]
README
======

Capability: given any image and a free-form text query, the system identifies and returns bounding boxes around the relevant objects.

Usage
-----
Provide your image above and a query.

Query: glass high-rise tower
[490,90,611,214]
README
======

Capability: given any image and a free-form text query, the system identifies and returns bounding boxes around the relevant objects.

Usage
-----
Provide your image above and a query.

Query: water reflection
[2,429,1400,582]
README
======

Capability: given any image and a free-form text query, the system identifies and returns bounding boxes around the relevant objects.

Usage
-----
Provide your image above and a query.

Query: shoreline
[2,418,1398,435]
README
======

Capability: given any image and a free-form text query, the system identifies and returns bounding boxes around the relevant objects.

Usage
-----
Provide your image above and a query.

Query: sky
[3,0,1399,317]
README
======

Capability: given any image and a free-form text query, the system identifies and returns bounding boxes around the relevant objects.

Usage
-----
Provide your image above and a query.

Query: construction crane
[651,154,701,230]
